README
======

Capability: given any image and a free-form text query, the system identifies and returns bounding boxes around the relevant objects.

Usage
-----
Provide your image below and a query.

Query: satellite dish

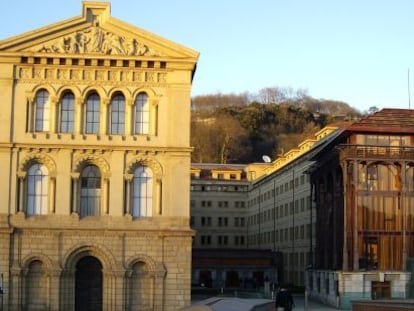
[262,155,271,163]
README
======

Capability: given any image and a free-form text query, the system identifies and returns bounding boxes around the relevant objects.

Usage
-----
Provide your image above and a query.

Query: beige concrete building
[190,164,281,290]
[247,127,339,286]
[0,2,198,310]
[190,164,250,249]
[190,127,341,290]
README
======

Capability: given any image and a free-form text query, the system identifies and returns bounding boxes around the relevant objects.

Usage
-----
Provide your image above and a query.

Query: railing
[338,145,414,161]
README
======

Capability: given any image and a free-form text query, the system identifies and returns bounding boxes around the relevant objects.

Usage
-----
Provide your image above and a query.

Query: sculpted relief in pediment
[34,26,162,57]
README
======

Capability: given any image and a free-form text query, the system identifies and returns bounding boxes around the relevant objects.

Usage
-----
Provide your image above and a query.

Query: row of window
[248,224,314,246]
[196,216,245,227]
[199,235,245,246]
[30,89,153,135]
[191,185,248,192]
[248,175,309,207]
[248,196,311,226]
[195,200,246,208]
[23,162,153,218]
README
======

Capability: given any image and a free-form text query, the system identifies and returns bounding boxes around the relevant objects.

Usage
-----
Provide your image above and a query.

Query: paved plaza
[292,295,346,310]
[187,294,347,311]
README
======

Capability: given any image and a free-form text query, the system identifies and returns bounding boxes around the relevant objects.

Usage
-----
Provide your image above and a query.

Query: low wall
[306,270,411,310]
[352,300,414,311]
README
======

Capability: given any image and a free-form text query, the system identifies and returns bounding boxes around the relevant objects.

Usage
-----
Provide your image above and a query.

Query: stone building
[0,2,198,310]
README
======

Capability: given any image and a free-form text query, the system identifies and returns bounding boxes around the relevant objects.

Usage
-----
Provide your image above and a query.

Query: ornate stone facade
[0,2,198,311]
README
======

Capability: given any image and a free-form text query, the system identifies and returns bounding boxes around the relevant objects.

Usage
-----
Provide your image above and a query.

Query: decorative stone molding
[17,66,167,87]
[125,254,160,273]
[62,244,117,271]
[21,253,55,273]
[19,152,57,177]
[126,156,163,179]
[72,151,110,177]
[35,26,162,57]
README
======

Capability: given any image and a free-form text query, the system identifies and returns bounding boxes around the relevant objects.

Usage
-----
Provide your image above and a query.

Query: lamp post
[0,273,3,311]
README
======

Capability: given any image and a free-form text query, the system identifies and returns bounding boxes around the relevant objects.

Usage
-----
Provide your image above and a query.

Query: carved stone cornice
[17,66,167,88]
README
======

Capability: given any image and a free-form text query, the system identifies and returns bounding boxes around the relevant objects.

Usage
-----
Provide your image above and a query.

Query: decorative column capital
[17,171,27,179]
[124,173,133,182]
[71,172,80,180]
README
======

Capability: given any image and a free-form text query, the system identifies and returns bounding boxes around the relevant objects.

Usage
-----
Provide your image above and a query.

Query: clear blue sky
[1,1,414,112]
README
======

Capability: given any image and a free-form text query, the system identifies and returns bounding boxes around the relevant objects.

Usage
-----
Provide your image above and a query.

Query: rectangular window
[60,94,75,133]
[134,93,150,134]
[85,94,100,134]
[109,95,125,135]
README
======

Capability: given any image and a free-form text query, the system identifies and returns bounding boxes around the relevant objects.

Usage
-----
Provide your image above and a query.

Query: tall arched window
[132,166,153,217]
[85,93,100,134]
[34,90,50,132]
[109,93,125,135]
[26,163,49,215]
[59,92,75,133]
[80,165,101,217]
[134,93,149,135]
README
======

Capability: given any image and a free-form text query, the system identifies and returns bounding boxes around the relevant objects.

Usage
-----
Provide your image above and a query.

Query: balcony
[338,145,414,161]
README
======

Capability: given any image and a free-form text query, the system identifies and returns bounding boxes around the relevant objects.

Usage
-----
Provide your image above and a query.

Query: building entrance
[75,256,103,311]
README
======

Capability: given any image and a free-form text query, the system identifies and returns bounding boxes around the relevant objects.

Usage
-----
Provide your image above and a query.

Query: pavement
[292,294,346,310]
[187,294,346,311]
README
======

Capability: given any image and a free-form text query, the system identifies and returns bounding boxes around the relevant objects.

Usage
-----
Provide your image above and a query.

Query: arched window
[26,163,49,215]
[133,93,149,135]
[132,166,153,217]
[80,165,101,217]
[85,93,100,134]
[109,93,125,135]
[26,260,48,309]
[59,92,75,133]
[34,90,50,132]
[128,262,152,309]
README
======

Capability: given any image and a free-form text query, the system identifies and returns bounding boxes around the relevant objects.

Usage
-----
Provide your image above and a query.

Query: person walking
[275,286,294,311]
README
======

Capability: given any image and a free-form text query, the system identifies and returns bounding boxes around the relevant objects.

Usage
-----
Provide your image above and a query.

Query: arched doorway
[75,256,103,311]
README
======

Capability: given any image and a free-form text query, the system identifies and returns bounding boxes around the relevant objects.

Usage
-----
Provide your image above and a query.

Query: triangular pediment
[0,2,199,60]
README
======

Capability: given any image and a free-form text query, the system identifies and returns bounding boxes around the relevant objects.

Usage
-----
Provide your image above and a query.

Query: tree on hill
[190,88,360,163]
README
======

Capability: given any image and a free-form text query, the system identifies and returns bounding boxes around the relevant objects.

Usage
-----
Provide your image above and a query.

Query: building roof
[191,163,248,171]
[309,108,414,163]
[346,108,414,134]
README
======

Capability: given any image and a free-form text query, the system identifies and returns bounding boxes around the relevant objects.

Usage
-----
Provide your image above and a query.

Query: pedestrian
[275,285,294,311]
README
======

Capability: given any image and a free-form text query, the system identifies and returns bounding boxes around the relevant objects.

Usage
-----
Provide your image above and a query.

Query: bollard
[304,290,308,310]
